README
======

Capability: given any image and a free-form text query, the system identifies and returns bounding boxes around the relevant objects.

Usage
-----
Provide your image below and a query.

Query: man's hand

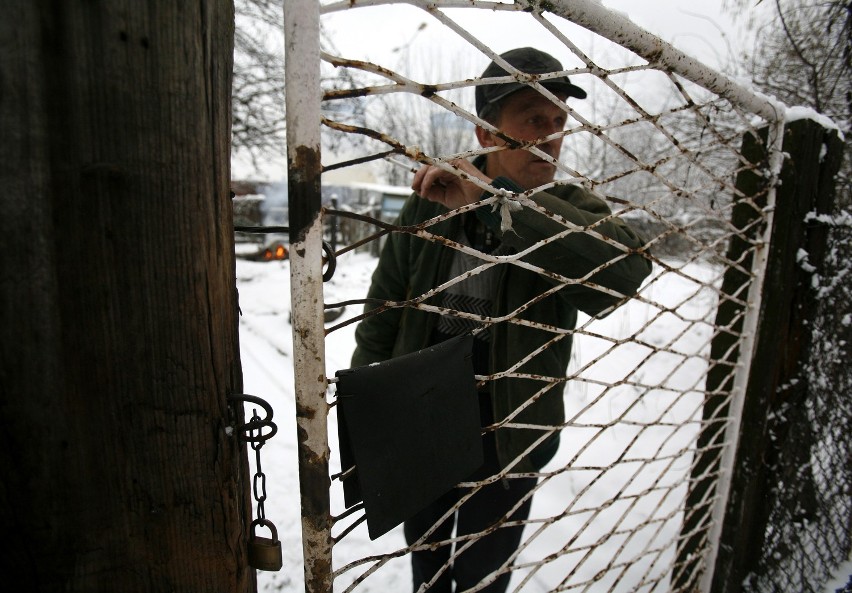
[411,159,493,210]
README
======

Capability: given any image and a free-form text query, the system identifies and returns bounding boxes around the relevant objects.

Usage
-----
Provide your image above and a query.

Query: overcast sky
[319,0,750,72]
[599,0,748,69]
[234,1,756,180]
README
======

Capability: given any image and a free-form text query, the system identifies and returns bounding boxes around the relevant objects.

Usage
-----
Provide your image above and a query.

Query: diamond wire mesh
[314,2,775,591]
[729,135,852,593]
[748,382,852,593]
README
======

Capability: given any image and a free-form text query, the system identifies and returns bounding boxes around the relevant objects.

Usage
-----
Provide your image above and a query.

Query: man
[351,47,652,593]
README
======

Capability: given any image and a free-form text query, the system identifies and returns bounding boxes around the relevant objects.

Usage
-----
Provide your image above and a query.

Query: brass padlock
[247,518,283,571]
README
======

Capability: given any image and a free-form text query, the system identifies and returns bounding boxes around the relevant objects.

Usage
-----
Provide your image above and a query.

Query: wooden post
[709,118,844,591]
[0,2,252,590]
[673,119,777,593]
[674,118,844,591]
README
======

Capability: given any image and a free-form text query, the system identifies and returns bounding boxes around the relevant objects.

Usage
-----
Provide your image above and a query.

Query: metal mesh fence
[316,1,770,592]
[276,0,847,591]
[735,146,852,593]
[750,373,852,593]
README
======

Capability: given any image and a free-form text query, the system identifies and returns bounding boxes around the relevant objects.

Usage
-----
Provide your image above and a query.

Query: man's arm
[479,177,652,317]
[411,160,652,317]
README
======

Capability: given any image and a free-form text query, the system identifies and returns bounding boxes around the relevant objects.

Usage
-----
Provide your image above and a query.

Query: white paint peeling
[285,1,332,591]
[285,0,322,156]
[290,217,330,456]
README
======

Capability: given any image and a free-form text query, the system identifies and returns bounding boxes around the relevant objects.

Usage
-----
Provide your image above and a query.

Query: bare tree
[233,0,287,171]
[319,35,481,186]
[233,0,367,175]
[725,0,850,200]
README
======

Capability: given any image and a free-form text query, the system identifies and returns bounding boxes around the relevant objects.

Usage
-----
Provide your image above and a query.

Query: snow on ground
[236,249,720,592]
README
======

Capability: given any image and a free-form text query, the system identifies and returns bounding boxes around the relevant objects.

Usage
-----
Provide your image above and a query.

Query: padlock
[247,518,283,571]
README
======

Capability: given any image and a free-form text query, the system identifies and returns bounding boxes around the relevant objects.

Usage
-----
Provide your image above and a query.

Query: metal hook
[322,240,336,282]
[228,393,278,442]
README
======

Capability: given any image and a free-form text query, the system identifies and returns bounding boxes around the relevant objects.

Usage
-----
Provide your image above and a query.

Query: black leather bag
[336,333,484,539]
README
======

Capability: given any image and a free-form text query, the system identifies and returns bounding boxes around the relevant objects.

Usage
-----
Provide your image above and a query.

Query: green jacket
[351,176,652,472]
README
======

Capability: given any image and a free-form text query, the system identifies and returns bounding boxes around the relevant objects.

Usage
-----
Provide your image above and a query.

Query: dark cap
[475,47,587,117]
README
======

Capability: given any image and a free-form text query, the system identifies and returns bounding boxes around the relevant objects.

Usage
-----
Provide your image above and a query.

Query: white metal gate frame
[283,1,789,591]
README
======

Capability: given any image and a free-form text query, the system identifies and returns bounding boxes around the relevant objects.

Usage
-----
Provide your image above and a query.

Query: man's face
[477,87,568,190]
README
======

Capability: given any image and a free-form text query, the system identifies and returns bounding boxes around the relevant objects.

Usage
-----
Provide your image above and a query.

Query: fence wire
[749,374,852,593]
[318,2,768,592]
[279,0,845,592]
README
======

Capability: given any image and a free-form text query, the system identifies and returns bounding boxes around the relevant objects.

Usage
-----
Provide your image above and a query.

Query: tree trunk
[0,2,253,591]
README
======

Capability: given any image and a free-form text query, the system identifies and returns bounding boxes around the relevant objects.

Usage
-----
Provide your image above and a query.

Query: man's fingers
[412,165,440,196]
[411,165,429,194]
[412,161,489,208]
[413,165,449,200]
[424,167,449,193]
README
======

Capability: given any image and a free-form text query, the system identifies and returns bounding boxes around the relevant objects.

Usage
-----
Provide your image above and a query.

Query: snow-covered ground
[235,248,845,592]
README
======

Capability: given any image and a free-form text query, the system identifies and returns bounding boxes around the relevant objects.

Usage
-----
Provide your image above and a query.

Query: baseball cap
[475,47,587,117]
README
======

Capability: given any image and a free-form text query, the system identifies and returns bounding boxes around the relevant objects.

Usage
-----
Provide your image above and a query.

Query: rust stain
[288,145,322,244]
[324,87,370,100]
[296,403,316,420]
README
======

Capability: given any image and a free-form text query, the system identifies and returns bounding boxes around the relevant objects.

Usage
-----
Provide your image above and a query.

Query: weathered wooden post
[0,1,249,590]
[709,118,844,591]
[676,117,844,591]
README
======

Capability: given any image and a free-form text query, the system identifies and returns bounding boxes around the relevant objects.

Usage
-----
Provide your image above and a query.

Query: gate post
[284,1,332,592]
[676,117,845,592]
[706,119,845,591]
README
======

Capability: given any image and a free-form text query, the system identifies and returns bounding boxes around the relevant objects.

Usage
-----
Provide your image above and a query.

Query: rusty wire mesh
[310,1,780,591]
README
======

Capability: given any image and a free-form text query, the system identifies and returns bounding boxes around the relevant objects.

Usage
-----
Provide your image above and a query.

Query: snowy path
[236,251,721,592]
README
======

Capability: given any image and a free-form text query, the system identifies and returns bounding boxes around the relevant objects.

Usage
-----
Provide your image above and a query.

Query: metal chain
[250,411,269,520]
[229,393,278,523]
